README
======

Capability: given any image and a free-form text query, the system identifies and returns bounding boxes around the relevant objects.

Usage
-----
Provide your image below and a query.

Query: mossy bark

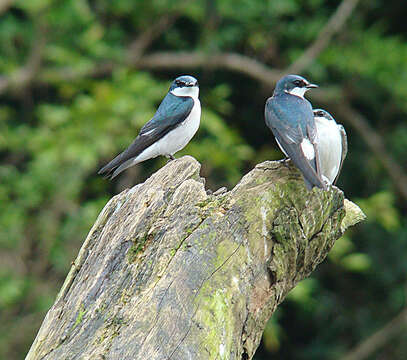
[26,156,365,360]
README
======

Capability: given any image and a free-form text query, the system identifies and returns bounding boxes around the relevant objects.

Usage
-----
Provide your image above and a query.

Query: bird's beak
[306,83,318,89]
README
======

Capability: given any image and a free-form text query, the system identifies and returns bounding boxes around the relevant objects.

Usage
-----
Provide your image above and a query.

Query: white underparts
[314,115,343,184]
[171,86,199,100]
[301,138,315,160]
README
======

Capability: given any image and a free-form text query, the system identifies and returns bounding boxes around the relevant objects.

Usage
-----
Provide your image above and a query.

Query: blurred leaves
[0,273,27,308]
[356,191,401,232]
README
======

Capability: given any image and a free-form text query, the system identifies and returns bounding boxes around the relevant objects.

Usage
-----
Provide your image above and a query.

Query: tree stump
[26,156,365,360]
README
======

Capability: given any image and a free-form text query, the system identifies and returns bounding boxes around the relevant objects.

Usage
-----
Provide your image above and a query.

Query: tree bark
[26,156,365,360]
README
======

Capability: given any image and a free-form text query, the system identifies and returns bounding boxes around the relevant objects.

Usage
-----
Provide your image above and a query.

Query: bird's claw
[279,157,291,168]
[166,155,176,163]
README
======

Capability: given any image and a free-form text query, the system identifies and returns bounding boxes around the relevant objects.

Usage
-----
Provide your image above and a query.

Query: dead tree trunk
[26,156,364,360]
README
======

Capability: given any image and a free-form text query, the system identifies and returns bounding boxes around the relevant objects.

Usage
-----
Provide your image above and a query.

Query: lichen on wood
[26,156,365,360]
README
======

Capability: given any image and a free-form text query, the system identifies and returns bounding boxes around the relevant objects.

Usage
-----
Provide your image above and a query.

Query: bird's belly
[316,121,342,184]
[157,100,201,156]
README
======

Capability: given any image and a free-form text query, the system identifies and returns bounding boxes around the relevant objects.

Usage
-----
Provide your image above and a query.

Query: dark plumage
[265,75,326,190]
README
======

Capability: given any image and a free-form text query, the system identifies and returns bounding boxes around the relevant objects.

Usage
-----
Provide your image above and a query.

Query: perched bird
[264,74,326,190]
[98,75,201,179]
[313,109,348,185]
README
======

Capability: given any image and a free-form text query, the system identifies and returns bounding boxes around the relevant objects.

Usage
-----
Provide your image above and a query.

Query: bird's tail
[303,178,314,191]
[277,139,327,191]
[98,153,133,180]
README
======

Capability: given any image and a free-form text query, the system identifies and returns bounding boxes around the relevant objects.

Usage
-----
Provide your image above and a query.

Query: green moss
[196,195,228,217]
[127,232,152,263]
[120,289,131,304]
[94,331,107,345]
[341,199,366,232]
[184,224,195,235]
[192,232,249,358]
[74,304,86,328]
[197,198,212,208]
[196,288,234,360]
[96,300,107,314]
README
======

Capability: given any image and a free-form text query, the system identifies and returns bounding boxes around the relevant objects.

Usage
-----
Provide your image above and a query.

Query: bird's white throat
[286,87,307,98]
[314,116,332,125]
[171,86,199,99]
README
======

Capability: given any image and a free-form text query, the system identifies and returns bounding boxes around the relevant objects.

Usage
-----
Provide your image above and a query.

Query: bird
[313,109,348,185]
[98,75,201,179]
[264,74,327,190]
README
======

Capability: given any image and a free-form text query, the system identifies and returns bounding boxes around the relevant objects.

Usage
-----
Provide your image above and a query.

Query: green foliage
[357,191,401,232]
[0,0,406,359]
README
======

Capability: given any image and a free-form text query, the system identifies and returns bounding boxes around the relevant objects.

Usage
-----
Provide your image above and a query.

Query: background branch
[325,102,407,201]
[341,307,407,360]
[136,51,282,84]
[287,0,361,74]
[0,0,13,15]
[0,24,46,94]
[126,14,180,63]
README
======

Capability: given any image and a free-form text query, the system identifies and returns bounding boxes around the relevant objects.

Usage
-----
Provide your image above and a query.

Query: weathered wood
[26,156,365,360]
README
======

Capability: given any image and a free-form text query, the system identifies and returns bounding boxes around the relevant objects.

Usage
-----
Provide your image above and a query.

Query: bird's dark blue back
[140,92,194,135]
[265,93,315,144]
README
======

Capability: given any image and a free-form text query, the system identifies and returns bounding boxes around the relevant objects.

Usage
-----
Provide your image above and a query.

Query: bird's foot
[321,176,332,190]
[165,155,176,163]
[279,157,291,168]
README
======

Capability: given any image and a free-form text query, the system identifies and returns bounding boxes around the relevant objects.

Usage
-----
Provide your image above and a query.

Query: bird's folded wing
[265,99,303,144]
[98,95,194,177]
[265,98,326,190]
[272,131,326,190]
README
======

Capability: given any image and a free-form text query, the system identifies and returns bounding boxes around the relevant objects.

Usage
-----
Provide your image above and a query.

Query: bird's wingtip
[97,165,115,180]
[97,164,108,175]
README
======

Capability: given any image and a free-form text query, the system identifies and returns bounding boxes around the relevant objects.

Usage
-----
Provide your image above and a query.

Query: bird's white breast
[314,116,342,184]
[157,98,201,156]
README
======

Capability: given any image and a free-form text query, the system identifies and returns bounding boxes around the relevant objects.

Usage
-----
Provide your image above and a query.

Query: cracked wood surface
[26,156,365,360]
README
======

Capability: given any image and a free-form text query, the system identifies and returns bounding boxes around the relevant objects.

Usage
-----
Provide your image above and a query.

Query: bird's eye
[175,80,184,86]
[293,80,304,87]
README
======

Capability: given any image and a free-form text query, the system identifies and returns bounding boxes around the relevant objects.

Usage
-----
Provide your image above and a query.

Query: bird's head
[170,75,199,99]
[274,74,318,98]
[313,109,335,121]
